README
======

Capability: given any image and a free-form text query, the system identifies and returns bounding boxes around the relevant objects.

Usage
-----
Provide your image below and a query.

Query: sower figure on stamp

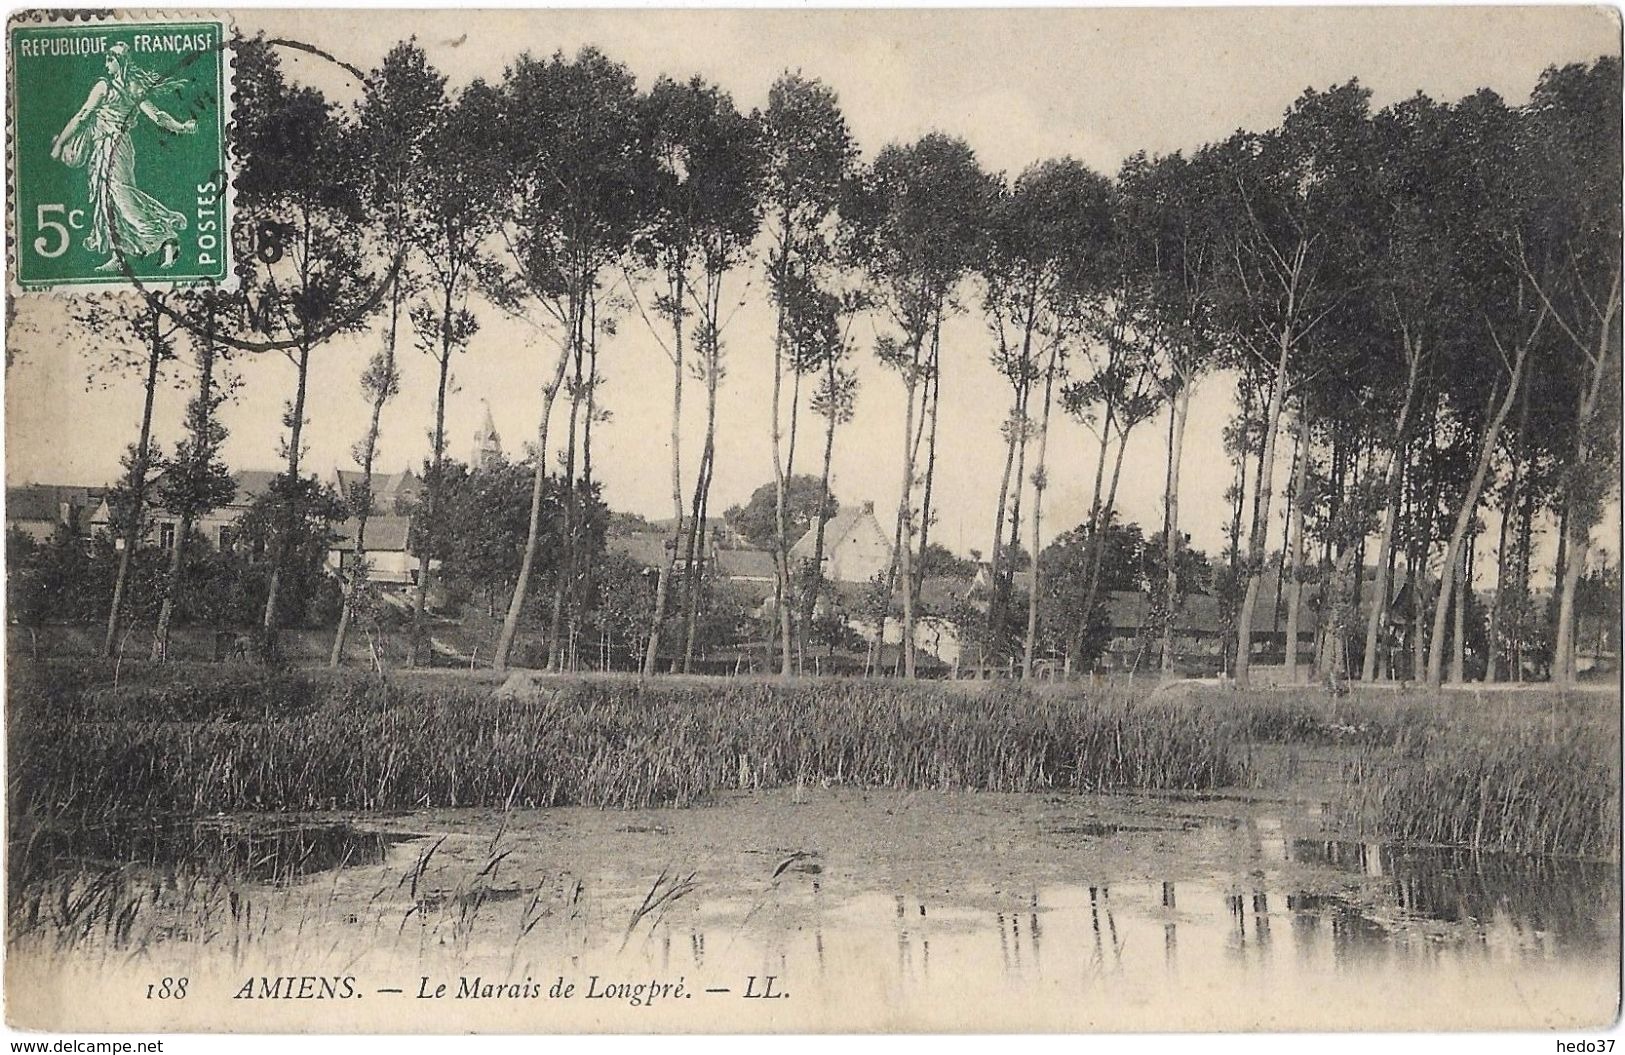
[49,41,196,272]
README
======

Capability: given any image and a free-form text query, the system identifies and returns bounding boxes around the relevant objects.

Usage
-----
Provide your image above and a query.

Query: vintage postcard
[3,5,1620,1039]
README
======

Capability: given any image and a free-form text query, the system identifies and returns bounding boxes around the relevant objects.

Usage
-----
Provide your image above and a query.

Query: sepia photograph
[2,4,1620,1038]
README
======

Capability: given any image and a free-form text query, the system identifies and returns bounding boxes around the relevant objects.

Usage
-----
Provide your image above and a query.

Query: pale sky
[6,6,1620,576]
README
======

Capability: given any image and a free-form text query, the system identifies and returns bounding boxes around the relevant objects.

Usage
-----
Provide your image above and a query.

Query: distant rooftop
[5,484,106,522]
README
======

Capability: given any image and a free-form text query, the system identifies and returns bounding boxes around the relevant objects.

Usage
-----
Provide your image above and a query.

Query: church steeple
[473,401,502,470]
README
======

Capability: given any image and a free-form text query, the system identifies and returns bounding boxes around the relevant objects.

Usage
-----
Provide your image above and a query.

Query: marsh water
[8,789,1619,1031]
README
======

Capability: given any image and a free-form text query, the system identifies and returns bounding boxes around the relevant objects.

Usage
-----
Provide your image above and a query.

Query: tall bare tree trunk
[106,308,165,658]
[493,316,577,672]
[1462,539,1475,679]
[1065,413,1116,667]
[410,281,454,668]
[1554,516,1588,687]
[682,441,715,673]
[644,560,675,674]
[643,271,686,677]
[894,344,922,680]
[153,510,194,661]
[1486,381,1526,685]
[154,304,218,662]
[1409,555,1426,682]
[1077,423,1135,656]
[335,273,402,669]
[769,278,794,678]
[682,290,722,674]
[1511,465,1535,681]
[1283,412,1310,684]
[580,299,601,668]
[1485,458,1517,684]
[262,342,313,636]
[985,385,1025,666]
[1360,348,1421,682]
[1426,338,1531,688]
[1553,291,1618,686]
[548,298,590,670]
[676,433,708,673]
[548,319,588,672]
[785,365,805,671]
[1160,380,1191,677]
[1000,387,1033,655]
[985,311,1035,669]
[912,315,944,607]
[1233,330,1292,690]
[804,363,839,648]
[1224,383,1254,611]
[1022,343,1059,678]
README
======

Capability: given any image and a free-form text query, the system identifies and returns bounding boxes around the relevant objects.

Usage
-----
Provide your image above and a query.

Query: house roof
[334,468,422,501]
[715,548,777,581]
[649,516,740,546]
[1249,570,1323,634]
[231,470,282,506]
[1103,591,1226,634]
[329,515,413,552]
[788,506,891,562]
[607,531,670,568]
[6,488,55,522]
[5,484,103,523]
[228,468,424,514]
[919,574,975,611]
[970,564,1034,595]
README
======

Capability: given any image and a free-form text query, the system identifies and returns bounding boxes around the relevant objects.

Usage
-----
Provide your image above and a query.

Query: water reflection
[8,811,1618,1030]
[1285,837,1617,952]
[688,849,1615,1015]
[768,872,1612,1001]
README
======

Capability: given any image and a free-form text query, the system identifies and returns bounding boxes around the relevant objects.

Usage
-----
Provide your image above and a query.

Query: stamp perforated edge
[6,8,240,297]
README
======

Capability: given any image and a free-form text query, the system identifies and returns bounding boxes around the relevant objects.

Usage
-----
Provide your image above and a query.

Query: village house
[324,468,427,590]
[89,469,279,551]
[76,465,432,593]
[606,528,674,572]
[326,514,423,589]
[790,504,967,668]
[1094,590,1229,674]
[788,501,893,584]
[606,519,777,604]
[5,484,106,541]
[713,547,778,601]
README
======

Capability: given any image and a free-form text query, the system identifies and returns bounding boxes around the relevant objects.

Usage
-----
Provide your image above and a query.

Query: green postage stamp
[8,14,232,291]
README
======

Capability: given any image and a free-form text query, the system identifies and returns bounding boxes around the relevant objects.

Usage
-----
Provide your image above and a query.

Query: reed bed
[8,829,596,973]
[1158,684,1620,858]
[9,668,1242,817]
[9,664,1618,858]
[1338,716,1620,859]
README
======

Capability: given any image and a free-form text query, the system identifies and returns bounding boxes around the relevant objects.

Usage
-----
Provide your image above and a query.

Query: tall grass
[7,825,589,971]
[9,664,1618,858]
[9,666,1241,817]
[1159,684,1620,858]
[1339,718,1620,859]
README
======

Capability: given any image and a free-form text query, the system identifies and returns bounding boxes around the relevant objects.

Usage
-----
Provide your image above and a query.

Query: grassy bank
[8,662,1618,857]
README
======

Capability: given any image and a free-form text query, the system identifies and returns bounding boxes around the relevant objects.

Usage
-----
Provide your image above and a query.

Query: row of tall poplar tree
[90,36,1618,687]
